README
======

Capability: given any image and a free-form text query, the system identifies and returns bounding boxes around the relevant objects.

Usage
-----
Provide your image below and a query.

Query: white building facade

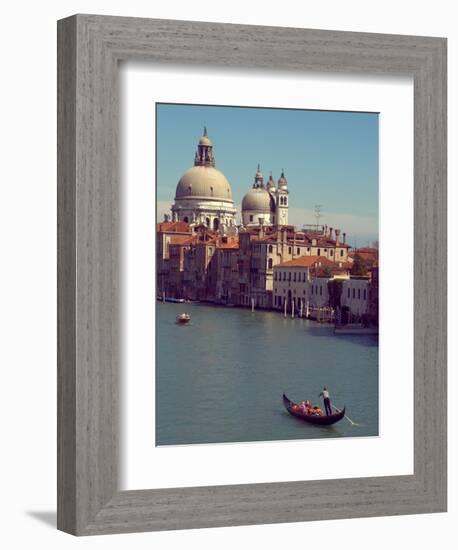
[341,277,370,317]
[272,256,342,312]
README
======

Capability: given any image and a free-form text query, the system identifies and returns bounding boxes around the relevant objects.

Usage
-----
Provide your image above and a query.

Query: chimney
[343,232,346,244]
[335,229,341,245]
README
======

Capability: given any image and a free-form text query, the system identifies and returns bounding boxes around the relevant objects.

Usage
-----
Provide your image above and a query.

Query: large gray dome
[175,166,233,201]
[241,188,275,212]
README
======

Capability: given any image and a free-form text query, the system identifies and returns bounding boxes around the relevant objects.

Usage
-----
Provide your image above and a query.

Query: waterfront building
[340,277,370,318]
[214,239,240,305]
[171,128,237,230]
[368,265,379,324]
[241,166,289,226]
[272,256,348,314]
[156,221,194,299]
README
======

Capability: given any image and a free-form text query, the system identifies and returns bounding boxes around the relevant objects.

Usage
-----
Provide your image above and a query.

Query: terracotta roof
[169,235,196,246]
[355,247,378,254]
[156,221,191,233]
[275,255,337,268]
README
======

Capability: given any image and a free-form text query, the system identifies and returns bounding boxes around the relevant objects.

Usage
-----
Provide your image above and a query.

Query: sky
[156,103,379,247]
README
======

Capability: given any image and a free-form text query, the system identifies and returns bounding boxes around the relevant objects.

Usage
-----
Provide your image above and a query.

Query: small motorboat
[283,393,345,426]
[176,313,191,324]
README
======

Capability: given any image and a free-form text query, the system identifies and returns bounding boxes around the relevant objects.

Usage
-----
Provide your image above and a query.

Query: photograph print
[156,102,379,446]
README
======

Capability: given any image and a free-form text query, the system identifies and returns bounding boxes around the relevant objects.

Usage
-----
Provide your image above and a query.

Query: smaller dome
[242,188,275,213]
[199,135,213,146]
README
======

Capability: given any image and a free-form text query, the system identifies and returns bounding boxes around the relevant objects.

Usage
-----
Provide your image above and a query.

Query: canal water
[156,302,379,446]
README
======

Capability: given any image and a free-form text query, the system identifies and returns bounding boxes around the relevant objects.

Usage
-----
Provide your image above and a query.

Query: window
[268,245,273,253]
[303,272,306,282]
[320,286,322,296]
[249,215,253,222]
[274,271,277,281]
[358,288,361,299]
[288,247,292,254]
[183,216,189,223]
[293,272,296,281]
[340,249,344,257]
[317,248,321,256]
[268,258,273,269]
[347,288,350,298]
[311,286,314,295]
[330,249,334,256]
[353,288,356,299]
[363,289,367,300]
[288,272,291,281]
[297,248,300,255]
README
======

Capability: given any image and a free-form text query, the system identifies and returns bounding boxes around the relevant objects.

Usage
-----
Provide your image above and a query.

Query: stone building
[272,256,348,314]
[341,277,371,319]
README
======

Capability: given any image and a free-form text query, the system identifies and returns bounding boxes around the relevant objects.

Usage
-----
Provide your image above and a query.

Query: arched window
[206,217,210,227]
[268,245,273,253]
[268,258,273,269]
[213,218,219,231]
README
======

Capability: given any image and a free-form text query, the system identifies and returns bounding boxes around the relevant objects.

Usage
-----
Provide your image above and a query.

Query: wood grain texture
[57,14,447,535]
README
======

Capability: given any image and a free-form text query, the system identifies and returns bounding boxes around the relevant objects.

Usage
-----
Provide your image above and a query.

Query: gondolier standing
[319,387,332,416]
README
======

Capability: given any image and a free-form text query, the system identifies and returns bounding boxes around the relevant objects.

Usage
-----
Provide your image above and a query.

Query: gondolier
[319,387,332,416]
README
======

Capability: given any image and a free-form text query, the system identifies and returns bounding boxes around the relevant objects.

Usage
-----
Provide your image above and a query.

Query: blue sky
[156,103,379,246]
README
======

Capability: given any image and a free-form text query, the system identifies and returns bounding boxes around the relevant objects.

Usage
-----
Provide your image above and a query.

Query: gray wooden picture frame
[57,14,447,536]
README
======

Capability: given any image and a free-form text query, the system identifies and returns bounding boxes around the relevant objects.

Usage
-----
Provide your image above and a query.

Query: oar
[331,404,364,427]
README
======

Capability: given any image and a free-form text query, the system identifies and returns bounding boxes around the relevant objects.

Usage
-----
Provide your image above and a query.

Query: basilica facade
[170,129,289,229]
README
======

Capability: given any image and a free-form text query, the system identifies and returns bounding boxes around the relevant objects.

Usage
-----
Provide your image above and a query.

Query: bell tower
[276,169,289,225]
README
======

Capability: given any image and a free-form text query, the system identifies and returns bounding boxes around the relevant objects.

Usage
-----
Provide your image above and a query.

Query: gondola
[283,393,345,426]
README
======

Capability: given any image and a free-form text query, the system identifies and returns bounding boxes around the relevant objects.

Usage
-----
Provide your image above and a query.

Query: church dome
[242,187,275,212]
[175,166,233,200]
